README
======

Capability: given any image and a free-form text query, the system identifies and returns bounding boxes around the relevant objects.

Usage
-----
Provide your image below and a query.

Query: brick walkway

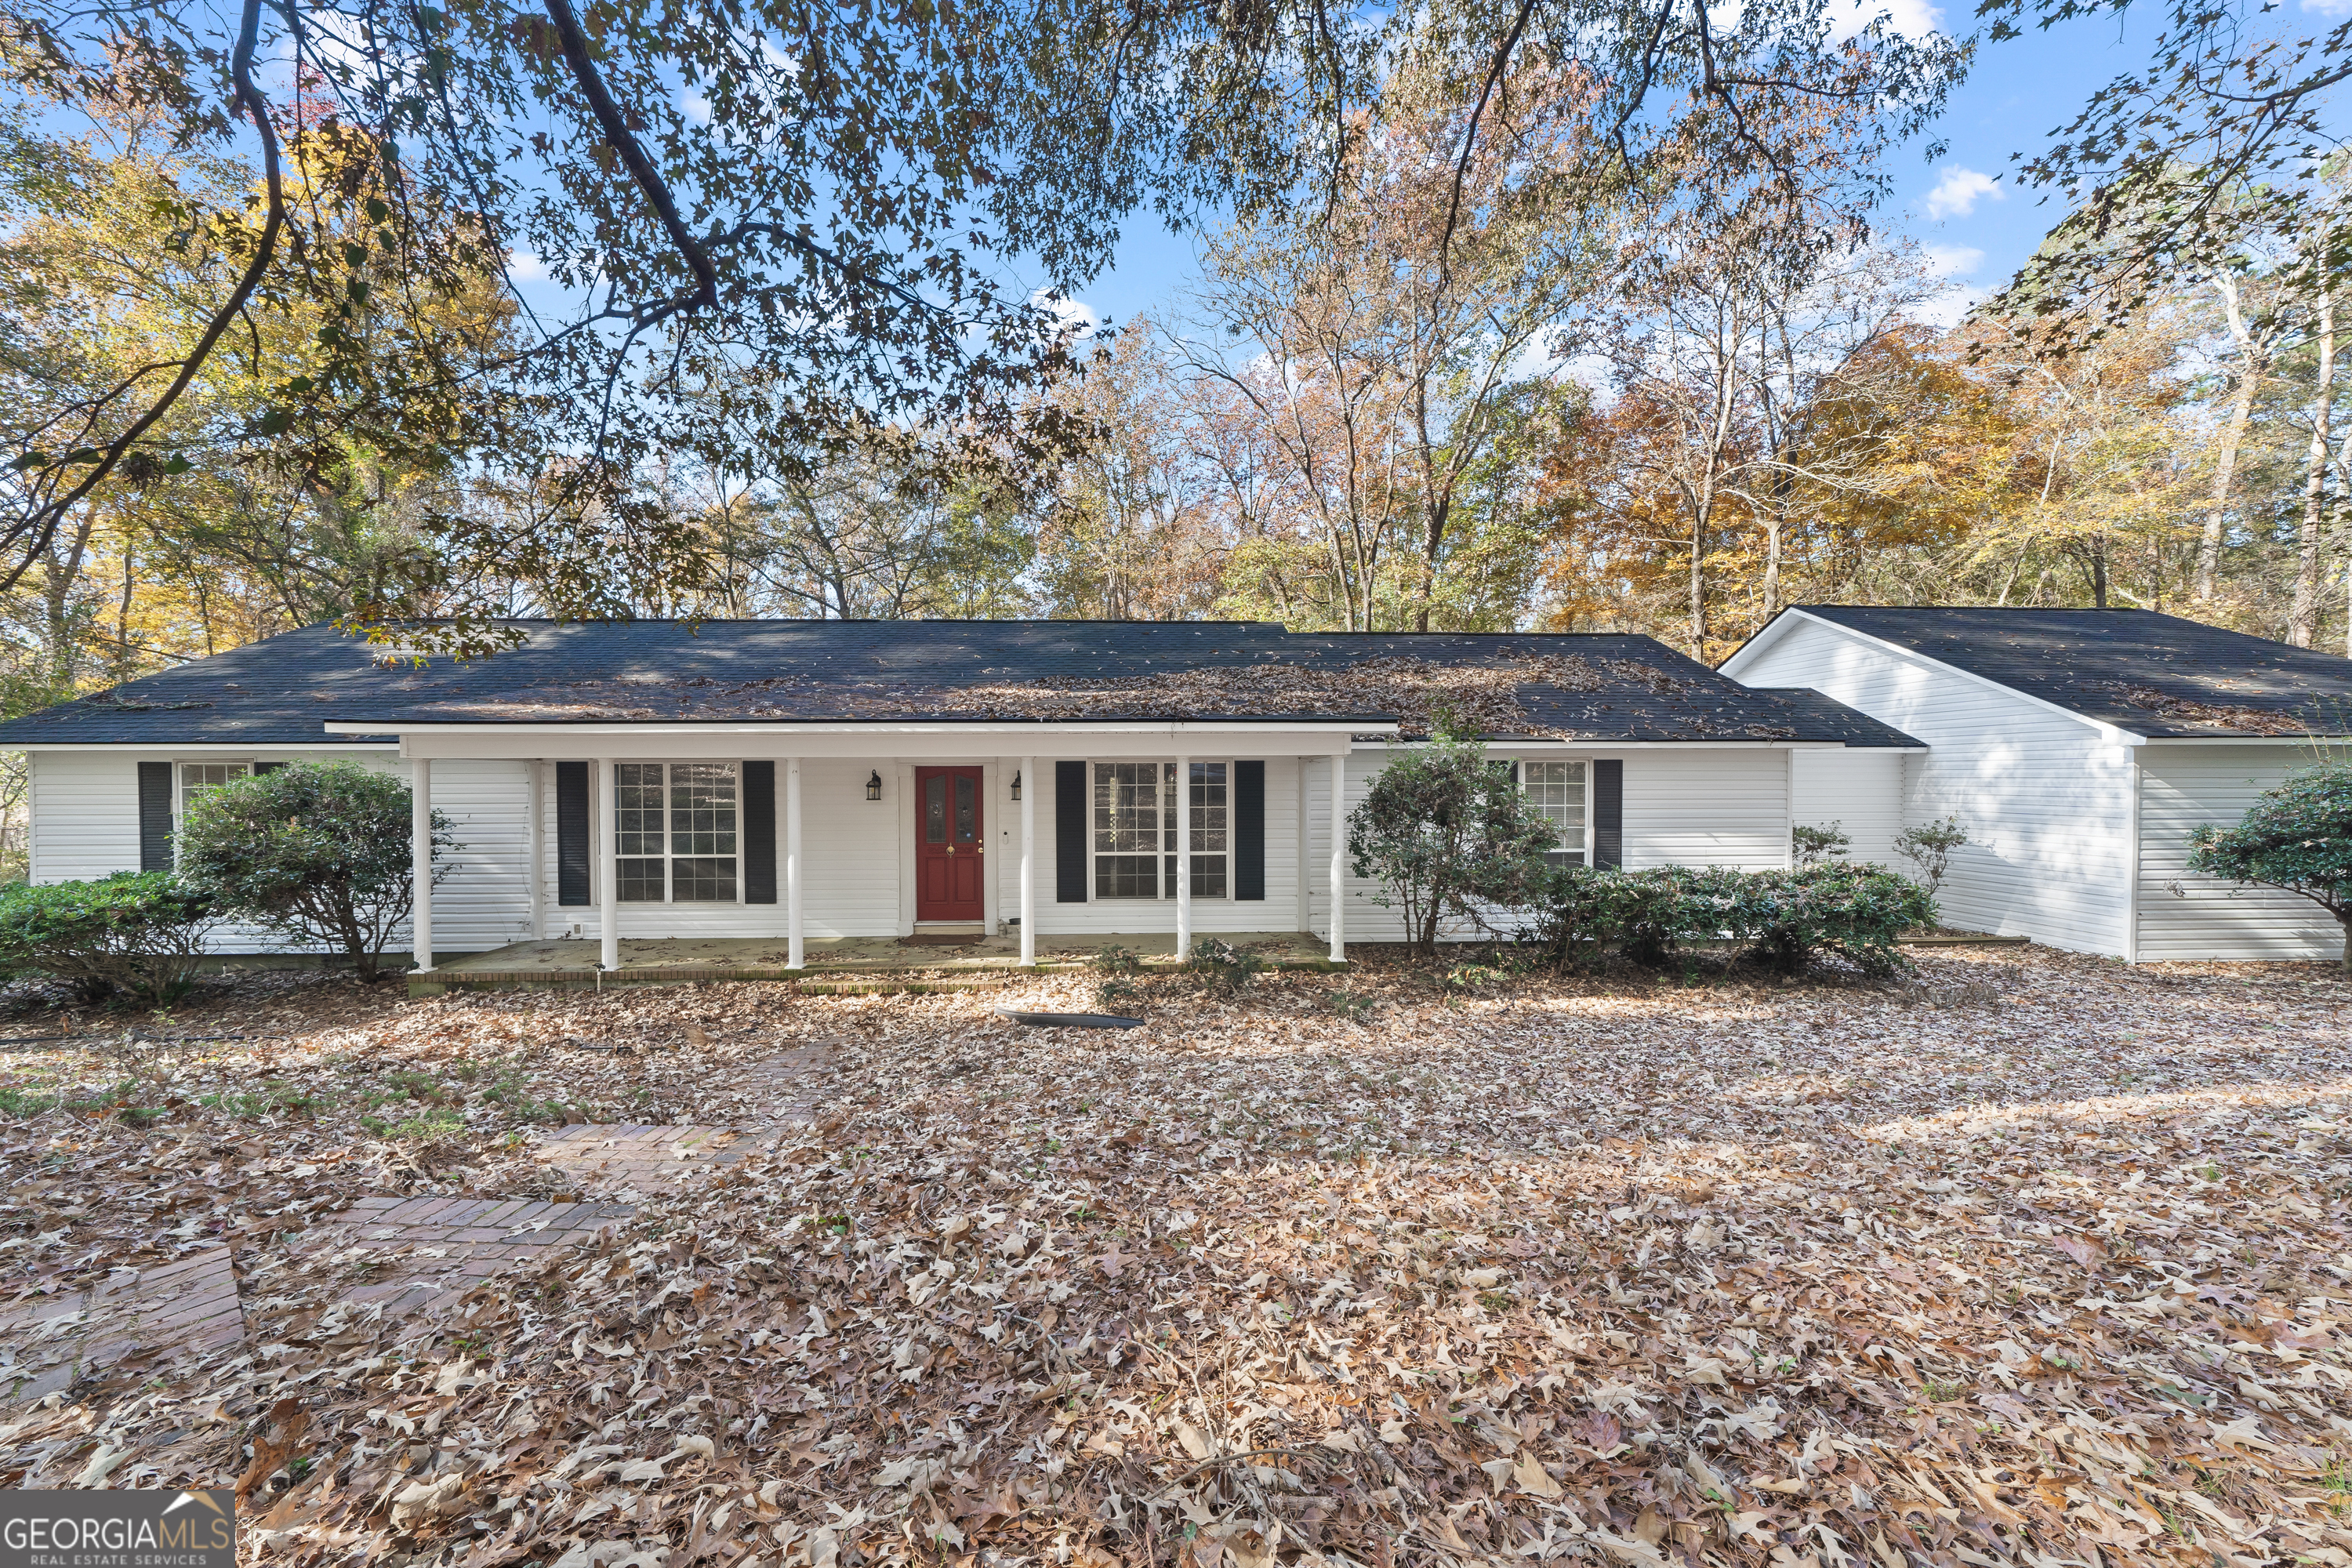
[725,1043,835,1125]
[0,1245,242,1403]
[536,1123,775,1198]
[7,1044,838,1395]
[312,1195,635,1318]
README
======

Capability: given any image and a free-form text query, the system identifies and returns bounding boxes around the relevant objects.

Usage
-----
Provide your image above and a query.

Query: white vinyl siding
[1730,615,2136,955]
[1788,749,1905,866]
[2136,745,2343,960]
[1305,746,1795,943]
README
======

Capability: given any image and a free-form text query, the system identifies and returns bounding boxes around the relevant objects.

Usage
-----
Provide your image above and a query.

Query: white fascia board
[2139,735,2352,746]
[1715,610,1804,677]
[1724,607,2146,746]
[1351,738,1886,751]
[339,719,1388,763]
[13,741,398,753]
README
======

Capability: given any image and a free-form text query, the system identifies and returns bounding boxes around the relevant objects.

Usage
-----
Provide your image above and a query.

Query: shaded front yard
[4,948,2350,1567]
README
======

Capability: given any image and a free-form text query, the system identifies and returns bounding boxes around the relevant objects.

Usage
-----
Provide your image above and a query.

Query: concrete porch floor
[423,931,1336,989]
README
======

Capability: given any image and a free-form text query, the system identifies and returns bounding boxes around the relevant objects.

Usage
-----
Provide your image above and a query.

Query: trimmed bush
[0,872,220,1006]
[1348,733,1562,954]
[176,762,457,982]
[2188,760,2352,967]
[1726,863,1936,977]
[1528,862,1933,977]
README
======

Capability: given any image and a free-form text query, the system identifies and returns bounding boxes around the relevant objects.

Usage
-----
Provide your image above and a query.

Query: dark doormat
[898,934,982,947]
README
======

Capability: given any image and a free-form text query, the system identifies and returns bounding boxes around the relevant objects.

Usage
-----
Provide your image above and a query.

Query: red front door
[915,767,985,921]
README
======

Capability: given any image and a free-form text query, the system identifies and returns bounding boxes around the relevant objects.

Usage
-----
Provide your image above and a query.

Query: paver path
[1,1245,242,1403]
[309,1194,637,1318]
[9,1044,836,1396]
[535,1123,777,1199]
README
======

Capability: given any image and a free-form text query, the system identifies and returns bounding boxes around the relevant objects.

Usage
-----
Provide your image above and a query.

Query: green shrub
[2189,760,2352,967]
[176,762,457,981]
[0,872,220,1006]
[1726,863,1936,978]
[1893,815,1970,898]
[1526,862,1933,978]
[1187,936,1265,996]
[1791,821,1852,866]
[1348,732,1561,954]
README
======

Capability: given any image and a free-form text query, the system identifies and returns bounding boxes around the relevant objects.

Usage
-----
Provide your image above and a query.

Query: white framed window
[178,761,250,820]
[1090,760,1229,899]
[616,761,739,903]
[1523,760,1588,865]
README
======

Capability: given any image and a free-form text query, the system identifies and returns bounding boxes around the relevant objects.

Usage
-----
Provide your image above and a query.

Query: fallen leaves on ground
[5,946,2351,1568]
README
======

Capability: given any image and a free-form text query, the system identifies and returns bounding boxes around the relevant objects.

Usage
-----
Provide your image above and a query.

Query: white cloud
[682,88,713,126]
[2305,0,2352,16]
[1029,289,1101,339]
[1923,243,1984,279]
[1922,166,2002,221]
[506,250,548,282]
[1824,0,1944,39]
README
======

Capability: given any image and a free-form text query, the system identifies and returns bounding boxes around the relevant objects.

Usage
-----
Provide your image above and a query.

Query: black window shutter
[1234,760,1265,901]
[254,760,285,775]
[557,760,591,906]
[1594,759,1624,869]
[742,760,778,903]
[1055,760,1087,902]
[138,761,173,873]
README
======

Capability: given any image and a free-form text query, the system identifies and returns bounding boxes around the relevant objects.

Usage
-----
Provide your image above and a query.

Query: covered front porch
[335,717,1387,979]
[410,930,1342,992]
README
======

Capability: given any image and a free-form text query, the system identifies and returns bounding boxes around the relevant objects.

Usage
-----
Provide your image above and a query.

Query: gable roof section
[0,619,1919,747]
[1756,605,2352,739]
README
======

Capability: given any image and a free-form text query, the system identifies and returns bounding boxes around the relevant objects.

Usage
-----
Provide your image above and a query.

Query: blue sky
[1061,5,2190,335]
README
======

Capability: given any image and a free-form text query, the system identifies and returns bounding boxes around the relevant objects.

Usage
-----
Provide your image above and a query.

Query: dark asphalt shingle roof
[1785,605,2352,738]
[0,619,1920,747]
[1744,689,1925,749]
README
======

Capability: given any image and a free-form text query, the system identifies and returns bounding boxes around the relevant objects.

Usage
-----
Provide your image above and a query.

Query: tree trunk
[1760,514,1782,619]
[1687,507,1706,661]
[2294,255,2335,648]
[2339,913,2351,971]
[2090,534,2108,610]
[2198,366,2259,601]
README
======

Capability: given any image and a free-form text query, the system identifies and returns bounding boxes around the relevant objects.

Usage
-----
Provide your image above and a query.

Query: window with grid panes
[615,762,739,902]
[1091,760,1229,898]
[179,762,249,819]
[1522,760,1586,865]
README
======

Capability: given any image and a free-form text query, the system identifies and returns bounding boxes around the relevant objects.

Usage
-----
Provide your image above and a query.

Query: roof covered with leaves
[0,619,1919,746]
[1782,606,2352,738]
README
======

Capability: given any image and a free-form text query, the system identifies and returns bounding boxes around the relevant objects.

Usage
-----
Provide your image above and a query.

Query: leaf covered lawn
[4,947,2352,1568]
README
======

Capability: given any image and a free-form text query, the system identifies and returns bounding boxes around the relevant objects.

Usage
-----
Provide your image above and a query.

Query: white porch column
[1328,750,1346,964]
[1174,753,1192,958]
[1294,757,1312,935]
[1018,756,1036,965]
[597,758,619,971]
[410,757,433,974]
[786,757,804,970]
[527,759,546,941]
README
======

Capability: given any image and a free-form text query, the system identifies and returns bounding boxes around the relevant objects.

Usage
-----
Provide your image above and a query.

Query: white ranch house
[0,619,1915,972]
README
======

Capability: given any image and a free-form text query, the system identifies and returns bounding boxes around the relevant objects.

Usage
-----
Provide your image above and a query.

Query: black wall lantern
[866,770,884,801]
[1010,769,1022,800]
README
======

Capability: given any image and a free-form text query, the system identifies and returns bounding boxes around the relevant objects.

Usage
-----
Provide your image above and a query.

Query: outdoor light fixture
[1010,769,1022,800]
[866,770,883,801]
